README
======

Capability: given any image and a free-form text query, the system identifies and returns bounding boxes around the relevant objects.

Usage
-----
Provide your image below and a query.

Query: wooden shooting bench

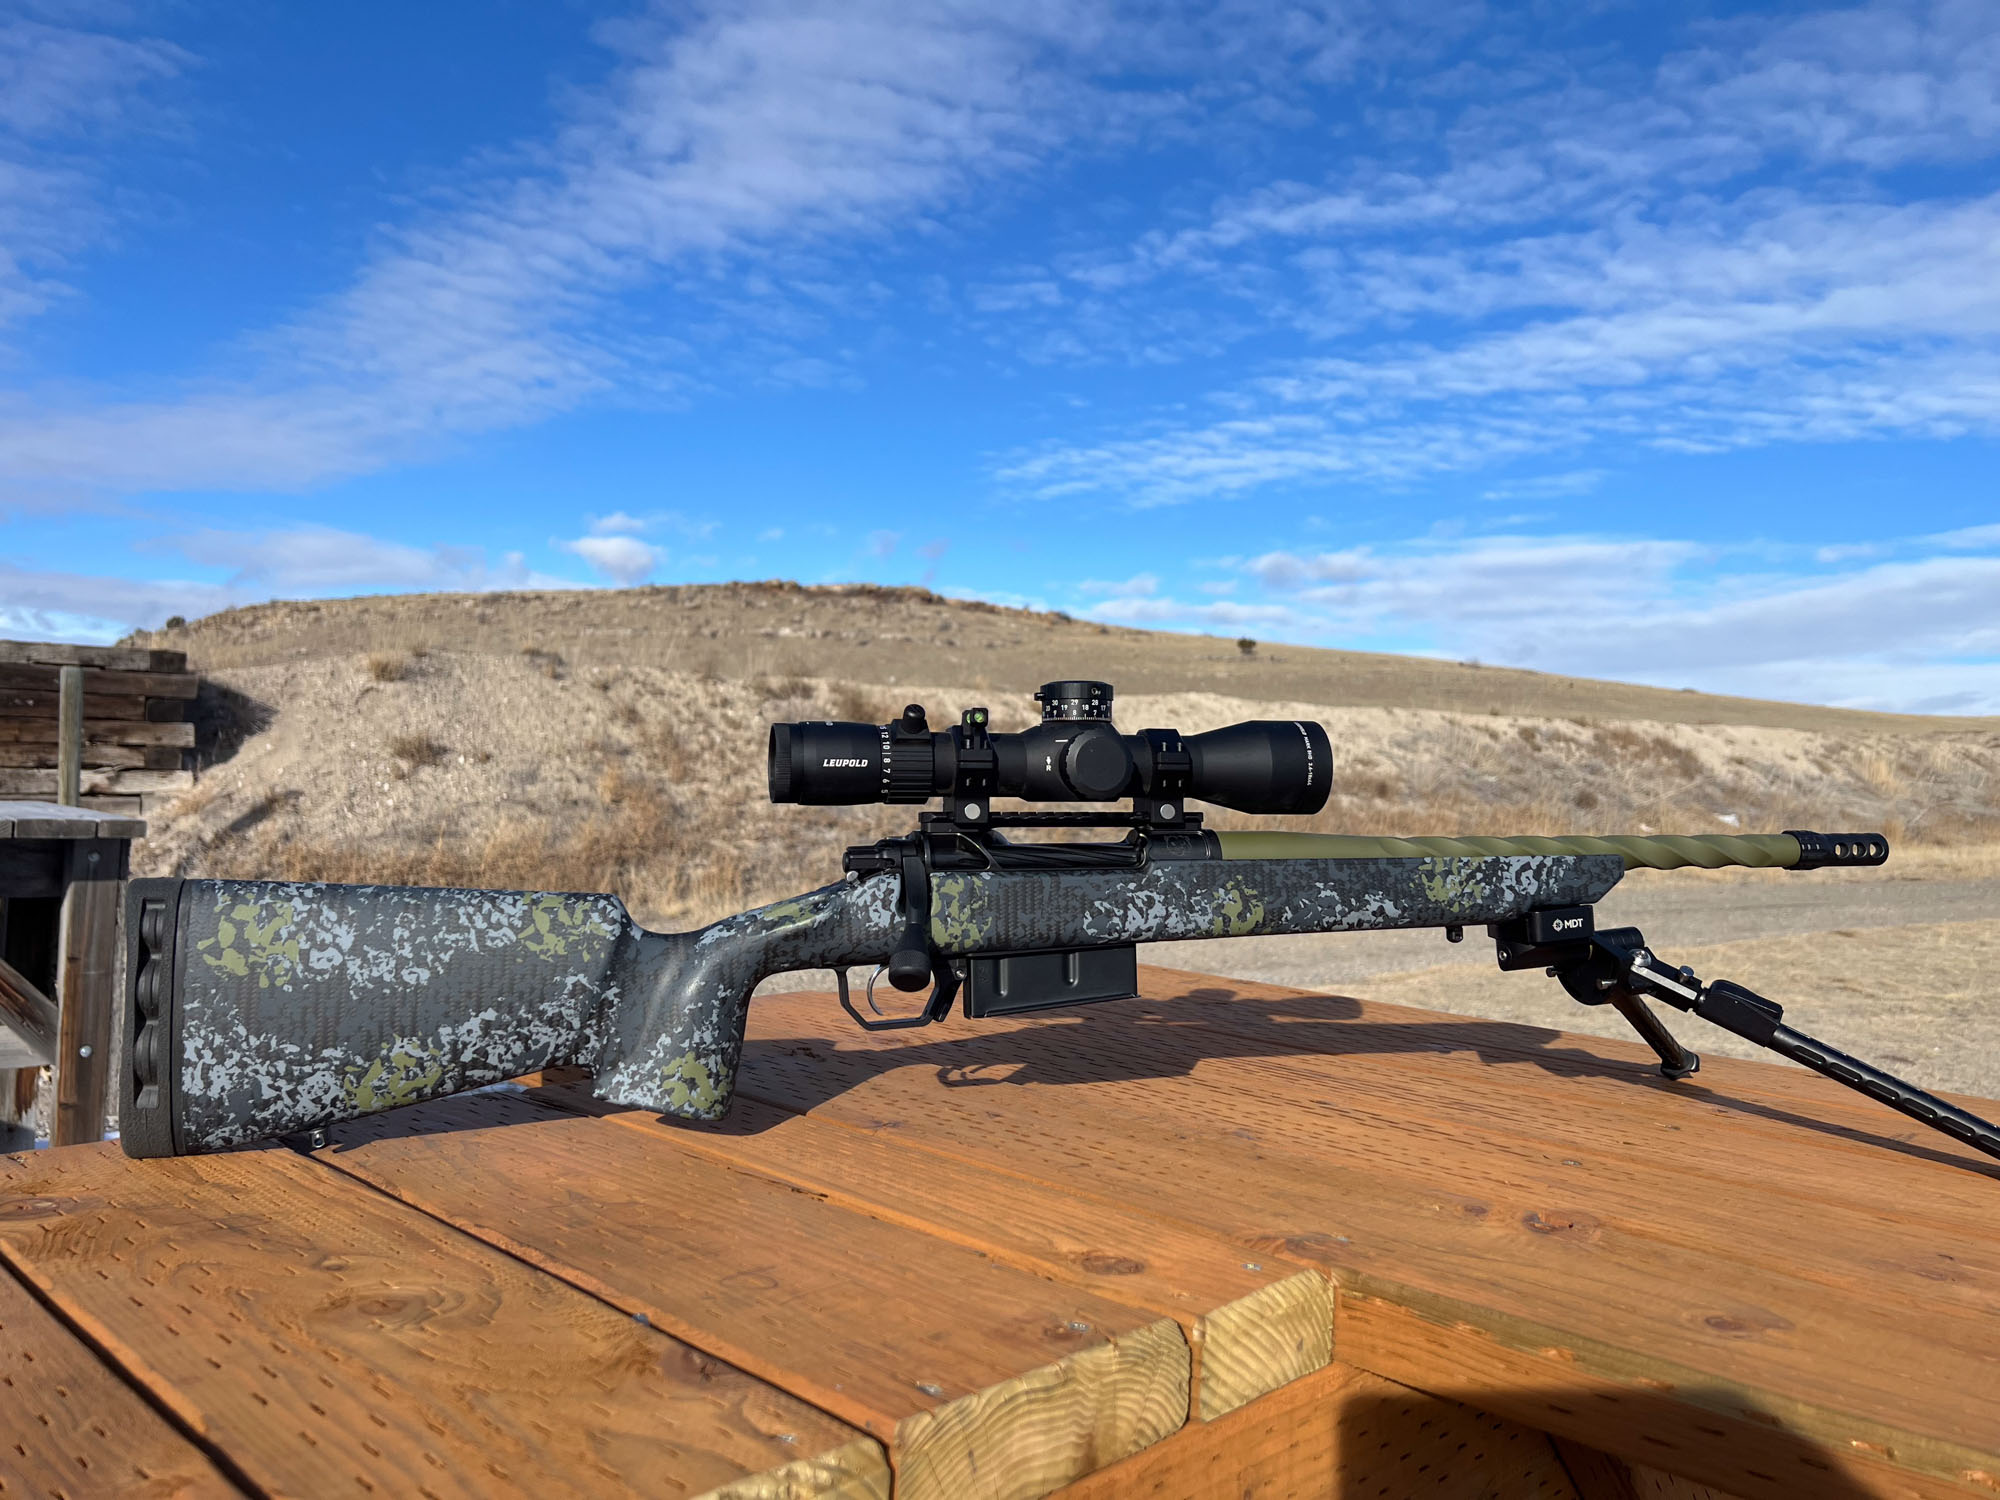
[3,966,1996,1499]
[0,802,143,1150]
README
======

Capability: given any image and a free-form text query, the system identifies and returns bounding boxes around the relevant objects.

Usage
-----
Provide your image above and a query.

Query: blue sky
[2,0,1997,712]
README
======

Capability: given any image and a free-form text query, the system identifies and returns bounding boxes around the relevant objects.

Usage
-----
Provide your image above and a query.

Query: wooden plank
[0,640,186,672]
[531,1079,1331,1421]
[1051,1360,1582,1499]
[727,977,2000,1496]
[0,1143,886,1500]
[0,765,191,796]
[0,663,200,698]
[0,1261,245,1497]
[319,1091,1191,1500]
[742,971,2000,1236]
[0,690,148,721]
[1126,974,2000,1256]
[732,990,2000,1298]
[1,801,110,837]
[0,952,57,1063]
[1129,967,2000,1194]
[0,742,184,770]
[0,802,148,840]
[998,971,2000,1247]
[51,839,120,1145]
[0,719,197,747]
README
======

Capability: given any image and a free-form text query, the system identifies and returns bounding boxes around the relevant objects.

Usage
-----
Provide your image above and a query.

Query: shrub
[387,733,447,768]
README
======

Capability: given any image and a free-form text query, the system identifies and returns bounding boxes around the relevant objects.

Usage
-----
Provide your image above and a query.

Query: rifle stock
[123,846,1634,1156]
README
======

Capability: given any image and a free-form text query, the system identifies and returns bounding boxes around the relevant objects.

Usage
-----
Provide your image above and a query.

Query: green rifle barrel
[1212,831,1802,871]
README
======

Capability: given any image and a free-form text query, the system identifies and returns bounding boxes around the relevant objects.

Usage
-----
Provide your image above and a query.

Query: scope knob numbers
[1035,679,1115,722]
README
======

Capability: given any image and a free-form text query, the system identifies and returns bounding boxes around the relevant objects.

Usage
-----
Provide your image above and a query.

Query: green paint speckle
[197,899,302,989]
[1209,882,1265,936]
[521,895,615,958]
[659,1052,727,1116]
[343,1039,447,1112]
[1418,858,1488,913]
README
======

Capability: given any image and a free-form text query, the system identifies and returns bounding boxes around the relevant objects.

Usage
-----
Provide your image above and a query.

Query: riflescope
[768,679,1330,821]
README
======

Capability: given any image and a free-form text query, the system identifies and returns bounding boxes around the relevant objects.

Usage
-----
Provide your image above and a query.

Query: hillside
[128,585,2000,933]
[128,581,2000,737]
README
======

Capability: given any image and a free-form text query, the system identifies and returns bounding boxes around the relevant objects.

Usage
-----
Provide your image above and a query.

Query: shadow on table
[731,979,2000,1181]
[1319,1384,1884,1500]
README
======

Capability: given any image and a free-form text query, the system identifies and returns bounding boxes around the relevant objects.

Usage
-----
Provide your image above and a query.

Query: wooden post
[57,665,84,806]
[0,954,57,1063]
[51,838,122,1146]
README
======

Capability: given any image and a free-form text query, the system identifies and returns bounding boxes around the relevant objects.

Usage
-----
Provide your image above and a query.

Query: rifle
[118,682,2000,1163]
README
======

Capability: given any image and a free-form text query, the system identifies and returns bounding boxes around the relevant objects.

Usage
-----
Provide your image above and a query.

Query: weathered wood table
[3,966,1996,1499]
[0,801,143,1148]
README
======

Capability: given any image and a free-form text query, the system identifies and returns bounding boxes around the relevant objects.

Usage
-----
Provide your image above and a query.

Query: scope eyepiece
[768,680,1331,818]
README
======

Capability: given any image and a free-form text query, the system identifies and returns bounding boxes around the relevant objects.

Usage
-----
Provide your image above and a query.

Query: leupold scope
[768,679,1331,825]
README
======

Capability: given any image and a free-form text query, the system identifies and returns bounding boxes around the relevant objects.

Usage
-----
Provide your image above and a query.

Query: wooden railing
[0,640,197,815]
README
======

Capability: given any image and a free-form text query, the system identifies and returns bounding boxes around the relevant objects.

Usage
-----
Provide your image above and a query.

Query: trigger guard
[835,960,960,1032]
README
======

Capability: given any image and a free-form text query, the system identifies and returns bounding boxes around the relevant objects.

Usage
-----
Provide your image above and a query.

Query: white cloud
[1079,572,1159,597]
[1479,470,1606,502]
[1100,524,2000,712]
[0,526,585,639]
[0,561,231,638]
[557,533,664,585]
[999,2,2000,503]
[154,524,496,592]
[0,1,1191,495]
[0,15,189,340]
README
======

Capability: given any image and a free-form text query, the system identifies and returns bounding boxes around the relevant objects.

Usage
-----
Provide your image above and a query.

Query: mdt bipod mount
[1491,904,2000,1159]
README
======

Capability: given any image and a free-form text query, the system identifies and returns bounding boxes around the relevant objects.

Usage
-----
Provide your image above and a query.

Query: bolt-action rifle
[119,681,1998,1162]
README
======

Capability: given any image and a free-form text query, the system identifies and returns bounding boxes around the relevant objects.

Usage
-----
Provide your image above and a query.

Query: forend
[767,678,1331,828]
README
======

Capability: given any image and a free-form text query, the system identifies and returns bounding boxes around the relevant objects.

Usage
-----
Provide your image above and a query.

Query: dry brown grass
[208,768,748,920]
[149,660,2000,933]
[522,647,565,680]
[365,652,407,682]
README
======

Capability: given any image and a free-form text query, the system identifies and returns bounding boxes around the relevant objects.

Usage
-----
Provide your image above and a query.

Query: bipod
[1491,907,2000,1163]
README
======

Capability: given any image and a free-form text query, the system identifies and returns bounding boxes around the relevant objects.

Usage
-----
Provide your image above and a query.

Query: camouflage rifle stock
[117,827,1999,1164]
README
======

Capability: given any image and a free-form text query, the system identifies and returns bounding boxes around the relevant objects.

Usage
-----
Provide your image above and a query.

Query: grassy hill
[130,580,2000,736]
[124,584,2000,931]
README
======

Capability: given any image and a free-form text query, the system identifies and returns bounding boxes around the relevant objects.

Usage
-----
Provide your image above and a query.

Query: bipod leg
[1607,937,2000,1164]
[1604,991,1700,1079]
[1493,917,1700,1080]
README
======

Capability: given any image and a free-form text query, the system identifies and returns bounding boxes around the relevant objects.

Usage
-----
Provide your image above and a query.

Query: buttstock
[122,877,635,1157]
